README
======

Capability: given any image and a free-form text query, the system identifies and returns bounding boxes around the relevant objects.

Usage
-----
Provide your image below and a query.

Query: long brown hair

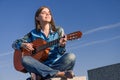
[35,6,56,32]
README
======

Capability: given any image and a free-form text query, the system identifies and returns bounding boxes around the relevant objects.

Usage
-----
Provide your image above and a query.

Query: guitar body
[13,38,50,73]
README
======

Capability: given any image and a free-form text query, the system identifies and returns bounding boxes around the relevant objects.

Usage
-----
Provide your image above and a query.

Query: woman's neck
[41,23,50,31]
[41,23,50,37]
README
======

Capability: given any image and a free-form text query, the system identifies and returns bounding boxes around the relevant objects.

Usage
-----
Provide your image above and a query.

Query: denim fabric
[22,53,76,78]
[51,53,76,71]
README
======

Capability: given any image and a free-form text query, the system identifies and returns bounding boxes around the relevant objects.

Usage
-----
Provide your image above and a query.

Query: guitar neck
[36,31,82,52]
[37,38,60,51]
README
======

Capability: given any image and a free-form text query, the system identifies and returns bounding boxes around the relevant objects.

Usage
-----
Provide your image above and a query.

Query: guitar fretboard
[36,38,60,51]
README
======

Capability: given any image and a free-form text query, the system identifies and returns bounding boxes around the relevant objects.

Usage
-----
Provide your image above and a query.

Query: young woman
[12,6,76,80]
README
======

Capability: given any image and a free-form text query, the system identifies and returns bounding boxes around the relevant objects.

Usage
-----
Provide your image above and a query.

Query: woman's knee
[22,56,33,64]
[65,53,76,62]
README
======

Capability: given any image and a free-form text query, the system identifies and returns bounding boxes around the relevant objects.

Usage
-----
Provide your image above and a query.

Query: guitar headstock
[67,31,82,40]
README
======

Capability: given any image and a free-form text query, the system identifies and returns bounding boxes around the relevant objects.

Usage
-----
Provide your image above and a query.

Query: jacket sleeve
[12,32,32,50]
[56,26,66,55]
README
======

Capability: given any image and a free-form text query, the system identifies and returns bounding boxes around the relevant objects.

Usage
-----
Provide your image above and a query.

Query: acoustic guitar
[13,31,82,73]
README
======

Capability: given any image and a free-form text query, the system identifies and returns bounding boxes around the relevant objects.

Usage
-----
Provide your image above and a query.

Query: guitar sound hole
[32,48,36,55]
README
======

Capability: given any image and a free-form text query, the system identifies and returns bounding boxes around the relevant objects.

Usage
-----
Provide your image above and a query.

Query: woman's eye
[41,12,51,15]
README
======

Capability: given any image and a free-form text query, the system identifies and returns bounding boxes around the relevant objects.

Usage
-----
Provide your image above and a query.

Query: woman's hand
[21,43,34,51]
[59,35,67,47]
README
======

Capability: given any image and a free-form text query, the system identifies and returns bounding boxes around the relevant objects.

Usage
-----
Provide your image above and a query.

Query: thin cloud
[67,35,120,50]
[0,51,13,57]
[83,22,120,35]
[80,35,120,47]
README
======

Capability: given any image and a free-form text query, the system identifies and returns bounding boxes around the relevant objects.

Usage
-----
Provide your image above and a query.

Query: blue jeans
[22,53,76,78]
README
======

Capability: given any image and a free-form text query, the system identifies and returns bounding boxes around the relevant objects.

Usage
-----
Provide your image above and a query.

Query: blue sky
[0,0,120,80]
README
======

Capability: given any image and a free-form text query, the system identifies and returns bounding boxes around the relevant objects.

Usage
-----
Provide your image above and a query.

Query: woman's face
[36,8,52,23]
